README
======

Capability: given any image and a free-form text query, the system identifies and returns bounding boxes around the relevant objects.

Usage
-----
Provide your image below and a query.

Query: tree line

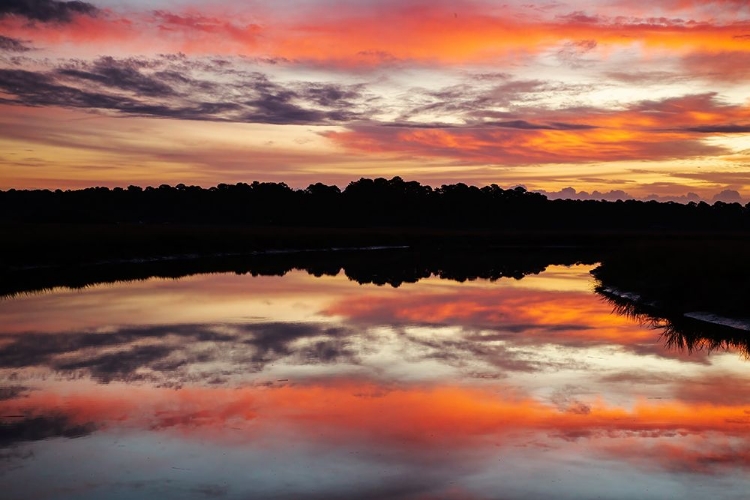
[2,177,749,231]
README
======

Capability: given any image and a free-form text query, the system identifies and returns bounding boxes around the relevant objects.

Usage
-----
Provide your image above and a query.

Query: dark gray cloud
[0,414,96,447]
[599,370,679,385]
[0,323,206,369]
[0,35,32,52]
[244,91,332,124]
[550,429,595,442]
[57,57,177,98]
[303,83,362,107]
[685,124,750,133]
[298,340,357,363]
[403,334,539,373]
[272,478,447,500]
[471,72,512,81]
[0,56,366,125]
[493,120,558,130]
[557,11,602,24]
[466,324,594,337]
[0,68,126,109]
[0,0,98,23]
[55,344,177,384]
[491,120,596,130]
[0,385,30,401]
[549,121,598,130]
[190,484,230,499]
[605,70,683,84]
[0,322,360,384]
[238,323,359,366]
[395,77,597,126]
[380,121,459,129]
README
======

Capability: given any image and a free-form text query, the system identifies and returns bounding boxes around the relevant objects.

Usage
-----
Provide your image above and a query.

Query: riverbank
[2,224,749,307]
[3,222,748,267]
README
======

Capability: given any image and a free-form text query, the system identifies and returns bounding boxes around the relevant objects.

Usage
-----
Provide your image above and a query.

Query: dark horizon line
[1,177,746,207]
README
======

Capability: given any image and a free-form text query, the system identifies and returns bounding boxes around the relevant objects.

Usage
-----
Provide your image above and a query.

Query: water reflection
[1,265,750,499]
[0,246,597,297]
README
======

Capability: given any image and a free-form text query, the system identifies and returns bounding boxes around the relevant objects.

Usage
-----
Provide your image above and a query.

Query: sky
[0,0,749,202]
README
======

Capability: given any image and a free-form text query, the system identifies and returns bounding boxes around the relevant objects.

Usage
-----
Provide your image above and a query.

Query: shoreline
[2,222,748,268]
[0,243,599,298]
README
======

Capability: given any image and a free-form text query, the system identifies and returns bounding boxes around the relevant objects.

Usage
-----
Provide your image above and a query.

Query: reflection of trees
[340,249,575,286]
[590,242,750,318]
[1,247,597,297]
[593,241,750,357]
[598,289,750,358]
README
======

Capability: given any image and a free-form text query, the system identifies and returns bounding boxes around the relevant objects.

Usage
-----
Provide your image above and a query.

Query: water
[1,264,748,499]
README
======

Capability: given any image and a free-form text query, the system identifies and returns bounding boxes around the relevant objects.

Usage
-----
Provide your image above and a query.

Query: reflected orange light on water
[323,288,655,346]
[3,379,749,470]
[2,266,750,498]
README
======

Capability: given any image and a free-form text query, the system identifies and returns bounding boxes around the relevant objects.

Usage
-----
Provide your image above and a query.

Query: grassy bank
[592,239,750,318]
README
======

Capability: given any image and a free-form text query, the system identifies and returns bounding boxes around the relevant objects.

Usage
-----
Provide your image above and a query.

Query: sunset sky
[1,0,749,201]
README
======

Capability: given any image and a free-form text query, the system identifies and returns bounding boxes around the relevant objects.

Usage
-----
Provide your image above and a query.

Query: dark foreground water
[1,264,749,499]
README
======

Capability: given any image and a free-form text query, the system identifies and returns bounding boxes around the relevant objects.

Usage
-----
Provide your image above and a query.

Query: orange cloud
[325,126,724,165]
[325,94,750,165]
[1,3,748,64]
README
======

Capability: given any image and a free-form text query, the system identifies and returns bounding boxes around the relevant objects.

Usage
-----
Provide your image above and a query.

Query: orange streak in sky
[325,95,750,164]
[326,127,712,164]
[1,6,749,64]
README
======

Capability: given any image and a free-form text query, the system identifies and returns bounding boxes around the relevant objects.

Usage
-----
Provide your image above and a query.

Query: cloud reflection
[1,268,750,497]
[323,287,660,350]
[0,414,95,448]
[0,322,361,385]
[0,273,721,393]
[3,379,750,477]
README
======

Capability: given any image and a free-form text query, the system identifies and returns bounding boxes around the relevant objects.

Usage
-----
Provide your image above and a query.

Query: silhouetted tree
[1,177,749,231]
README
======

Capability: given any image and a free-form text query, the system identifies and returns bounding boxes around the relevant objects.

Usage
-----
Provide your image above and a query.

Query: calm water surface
[1,265,748,499]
